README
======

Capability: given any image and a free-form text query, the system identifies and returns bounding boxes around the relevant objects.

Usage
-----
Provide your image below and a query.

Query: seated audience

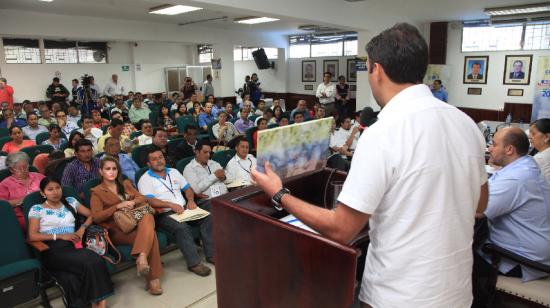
[279,115,289,126]
[137,120,154,145]
[290,100,311,121]
[253,118,268,150]
[61,139,99,198]
[64,131,84,158]
[315,105,326,119]
[91,109,109,128]
[183,140,228,199]
[328,119,351,171]
[234,109,253,134]
[157,105,177,134]
[224,102,236,120]
[129,97,151,125]
[258,108,276,125]
[185,93,200,110]
[97,119,131,153]
[0,152,45,230]
[67,104,81,124]
[28,177,113,308]
[22,101,37,118]
[13,101,26,120]
[110,110,123,122]
[0,108,26,128]
[111,95,130,122]
[332,116,359,154]
[529,118,550,182]
[270,98,282,111]
[90,156,163,295]
[225,137,256,185]
[190,101,203,123]
[175,125,198,161]
[41,124,67,151]
[212,112,239,143]
[273,106,283,123]
[198,102,216,132]
[292,111,305,124]
[431,79,448,103]
[38,105,56,127]
[473,127,550,306]
[137,128,177,168]
[2,126,36,153]
[55,109,79,136]
[174,103,188,119]
[77,115,103,151]
[102,136,139,185]
[138,147,213,276]
[22,112,48,141]
[254,100,266,117]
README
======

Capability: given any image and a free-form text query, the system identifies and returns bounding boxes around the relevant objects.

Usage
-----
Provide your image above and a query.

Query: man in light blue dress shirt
[477,127,550,281]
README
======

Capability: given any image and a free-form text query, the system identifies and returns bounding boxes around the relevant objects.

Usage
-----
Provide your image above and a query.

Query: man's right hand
[170,203,184,214]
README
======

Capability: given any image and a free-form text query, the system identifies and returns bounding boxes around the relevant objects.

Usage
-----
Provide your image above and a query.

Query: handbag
[84,225,121,264]
[113,204,155,234]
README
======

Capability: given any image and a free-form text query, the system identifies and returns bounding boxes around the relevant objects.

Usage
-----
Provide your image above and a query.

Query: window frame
[288,32,357,59]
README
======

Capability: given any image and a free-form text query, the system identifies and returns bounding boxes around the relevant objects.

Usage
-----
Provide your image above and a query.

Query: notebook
[170,207,210,222]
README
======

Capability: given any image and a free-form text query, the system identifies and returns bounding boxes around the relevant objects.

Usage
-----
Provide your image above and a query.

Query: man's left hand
[250,162,282,198]
[187,201,197,210]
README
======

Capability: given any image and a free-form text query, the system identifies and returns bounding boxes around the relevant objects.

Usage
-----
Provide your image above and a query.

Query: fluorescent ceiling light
[38,0,54,2]
[149,5,202,15]
[484,2,550,16]
[235,17,280,24]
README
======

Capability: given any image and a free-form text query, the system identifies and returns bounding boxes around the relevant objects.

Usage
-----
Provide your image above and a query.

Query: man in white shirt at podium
[252,23,487,308]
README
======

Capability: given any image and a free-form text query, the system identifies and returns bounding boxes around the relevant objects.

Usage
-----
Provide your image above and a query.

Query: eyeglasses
[11,166,28,173]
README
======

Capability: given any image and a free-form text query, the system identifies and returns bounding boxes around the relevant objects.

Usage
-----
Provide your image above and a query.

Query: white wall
[286,56,357,96]
[233,49,287,93]
[446,22,545,111]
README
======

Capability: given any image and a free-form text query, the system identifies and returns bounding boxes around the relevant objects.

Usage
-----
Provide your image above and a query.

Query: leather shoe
[206,258,215,265]
[188,263,211,277]
[147,279,163,295]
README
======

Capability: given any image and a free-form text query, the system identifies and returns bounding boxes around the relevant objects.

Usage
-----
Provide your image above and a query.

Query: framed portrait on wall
[323,60,339,82]
[302,60,316,82]
[503,55,532,85]
[463,56,489,84]
[347,59,358,82]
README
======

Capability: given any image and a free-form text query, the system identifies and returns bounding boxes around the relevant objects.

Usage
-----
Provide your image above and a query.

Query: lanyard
[156,173,175,197]
[237,157,252,174]
[206,165,212,175]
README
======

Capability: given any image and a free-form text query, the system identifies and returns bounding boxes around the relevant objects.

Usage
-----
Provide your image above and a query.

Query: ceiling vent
[298,24,341,32]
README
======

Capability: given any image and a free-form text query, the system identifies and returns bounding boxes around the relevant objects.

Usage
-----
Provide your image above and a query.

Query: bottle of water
[505,113,512,126]
[519,118,525,130]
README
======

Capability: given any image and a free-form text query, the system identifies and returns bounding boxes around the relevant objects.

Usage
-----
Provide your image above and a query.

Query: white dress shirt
[103,81,125,97]
[534,147,550,183]
[338,84,487,307]
[183,159,228,199]
[137,134,153,145]
[225,154,257,185]
[315,82,336,104]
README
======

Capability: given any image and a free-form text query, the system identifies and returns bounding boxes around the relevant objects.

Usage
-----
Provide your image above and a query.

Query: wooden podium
[211,168,368,308]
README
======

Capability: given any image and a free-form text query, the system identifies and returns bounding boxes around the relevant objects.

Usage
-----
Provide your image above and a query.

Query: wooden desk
[212,168,367,308]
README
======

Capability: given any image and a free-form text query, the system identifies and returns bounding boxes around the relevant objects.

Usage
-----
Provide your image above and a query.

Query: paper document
[280,214,319,234]
[170,207,210,222]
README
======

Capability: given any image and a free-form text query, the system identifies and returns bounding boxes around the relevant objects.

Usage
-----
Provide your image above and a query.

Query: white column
[212,43,235,98]
[355,30,379,111]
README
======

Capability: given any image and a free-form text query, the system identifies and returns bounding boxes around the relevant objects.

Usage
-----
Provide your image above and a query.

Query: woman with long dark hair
[27,177,113,308]
[90,156,163,295]
[64,131,85,158]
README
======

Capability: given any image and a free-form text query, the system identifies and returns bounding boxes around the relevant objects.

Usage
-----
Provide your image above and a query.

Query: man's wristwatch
[271,188,290,211]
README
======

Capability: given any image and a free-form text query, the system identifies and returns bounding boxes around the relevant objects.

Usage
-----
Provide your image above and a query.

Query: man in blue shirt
[198,102,215,132]
[473,127,550,305]
[431,80,448,103]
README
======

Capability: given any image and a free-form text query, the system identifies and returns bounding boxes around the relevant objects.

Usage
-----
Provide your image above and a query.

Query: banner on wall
[530,56,550,122]
[423,64,452,92]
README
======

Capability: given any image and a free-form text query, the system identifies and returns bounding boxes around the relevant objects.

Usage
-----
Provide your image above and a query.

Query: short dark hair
[53,77,60,82]
[235,136,249,147]
[72,79,79,83]
[55,109,66,117]
[184,124,197,133]
[366,23,428,84]
[144,145,163,163]
[292,111,304,120]
[110,118,124,128]
[74,139,93,152]
[81,114,93,121]
[195,139,211,152]
[104,136,118,146]
[434,79,442,85]
[338,75,345,81]
[502,129,530,156]
[26,112,38,120]
[324,71,332,77]
[153,127,166,137]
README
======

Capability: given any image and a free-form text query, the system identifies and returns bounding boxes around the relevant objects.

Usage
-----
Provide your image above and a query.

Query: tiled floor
[44,250,218,308]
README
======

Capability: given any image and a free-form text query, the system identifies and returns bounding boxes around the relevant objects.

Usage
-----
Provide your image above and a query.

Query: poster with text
[531,56,550,122]
[256,118,332,179]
